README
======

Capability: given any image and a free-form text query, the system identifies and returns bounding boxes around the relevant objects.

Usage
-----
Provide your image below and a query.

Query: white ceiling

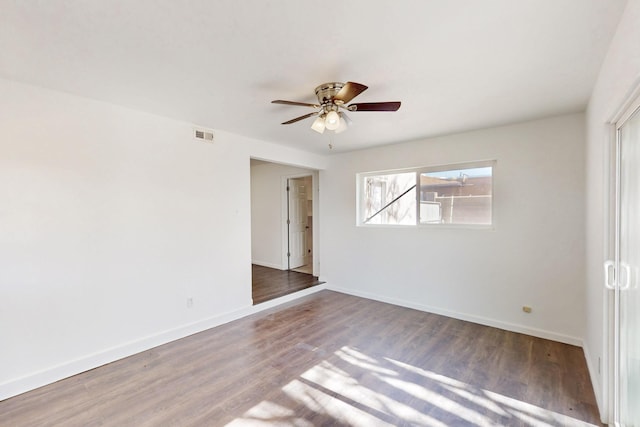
[0,1,628,153]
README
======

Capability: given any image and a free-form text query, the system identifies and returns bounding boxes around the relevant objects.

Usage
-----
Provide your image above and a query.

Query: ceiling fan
[271,81,401,134]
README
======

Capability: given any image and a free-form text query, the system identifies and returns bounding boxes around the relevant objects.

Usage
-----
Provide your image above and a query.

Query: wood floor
[252,264,323,304]
[1,291,603,426]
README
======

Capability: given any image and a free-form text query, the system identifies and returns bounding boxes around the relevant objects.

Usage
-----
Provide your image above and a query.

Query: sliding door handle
[620,263,631,290]
[604,260,616,290]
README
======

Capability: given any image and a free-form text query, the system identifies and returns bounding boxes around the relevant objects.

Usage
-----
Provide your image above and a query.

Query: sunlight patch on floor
[386,356,596,427]
[379,375,495,425]
[300,360,448,426]
[283,378,397,426]
[226,345,600,426]
[225,401,311,427]
[336,346,399,376]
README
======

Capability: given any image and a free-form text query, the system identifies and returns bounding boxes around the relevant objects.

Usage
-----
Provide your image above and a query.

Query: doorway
[250,160,321,304]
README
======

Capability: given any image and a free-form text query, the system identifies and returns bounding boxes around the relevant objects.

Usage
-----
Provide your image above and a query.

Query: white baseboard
[582,343,609,424]
[2,283,584,402]
[326,285,584,347]
[1,284,327,402]
[0,304,252,401]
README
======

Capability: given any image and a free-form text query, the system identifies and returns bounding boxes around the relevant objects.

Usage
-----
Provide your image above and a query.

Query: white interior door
[288,178,308,269]
[616,103,640,427]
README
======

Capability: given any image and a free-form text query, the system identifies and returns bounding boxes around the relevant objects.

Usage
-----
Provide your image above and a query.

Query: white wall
[0,78,327,400]
[584,0,640,418]
[250,162,316,269]
[321,114,586,344]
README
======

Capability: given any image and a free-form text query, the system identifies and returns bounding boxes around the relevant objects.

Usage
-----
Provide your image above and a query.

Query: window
[362,172,416,225]
[358,161,494,227]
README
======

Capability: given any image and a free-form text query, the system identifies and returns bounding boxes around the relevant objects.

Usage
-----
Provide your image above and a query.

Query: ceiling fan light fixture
[335,114,348,134]
[324,110,340,130]
[311,115,326,133]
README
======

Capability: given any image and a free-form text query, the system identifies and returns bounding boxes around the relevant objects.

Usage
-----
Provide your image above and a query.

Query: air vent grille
[194,129,214,142]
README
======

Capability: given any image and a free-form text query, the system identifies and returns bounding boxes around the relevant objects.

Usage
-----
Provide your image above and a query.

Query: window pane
[363,172,416,225]
[419,166,492,225]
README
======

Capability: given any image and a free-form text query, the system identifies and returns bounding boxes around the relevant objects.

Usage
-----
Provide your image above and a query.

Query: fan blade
[272,100,320,108]
[348,101,401,112]
[333,82,368,104]
[281,111,318,125]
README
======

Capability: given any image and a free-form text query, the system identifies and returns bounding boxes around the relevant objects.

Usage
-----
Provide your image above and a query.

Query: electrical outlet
[187,297,194,308]
[522,306,532,313]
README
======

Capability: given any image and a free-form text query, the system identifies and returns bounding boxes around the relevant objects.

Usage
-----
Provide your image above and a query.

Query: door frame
[280,172,317,274]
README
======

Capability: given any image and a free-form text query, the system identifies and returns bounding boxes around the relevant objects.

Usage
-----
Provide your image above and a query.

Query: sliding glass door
[612,100,640,426]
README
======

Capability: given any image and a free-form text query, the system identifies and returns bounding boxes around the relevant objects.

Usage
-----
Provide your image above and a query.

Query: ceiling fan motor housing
[314,82,345,105]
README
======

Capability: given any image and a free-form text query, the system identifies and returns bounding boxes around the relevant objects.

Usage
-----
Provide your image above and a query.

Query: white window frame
[357,160,495,229]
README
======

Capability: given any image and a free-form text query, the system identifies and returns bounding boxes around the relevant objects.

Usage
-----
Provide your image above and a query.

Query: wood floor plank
[251,264,323,304]
[1,291,604,426]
